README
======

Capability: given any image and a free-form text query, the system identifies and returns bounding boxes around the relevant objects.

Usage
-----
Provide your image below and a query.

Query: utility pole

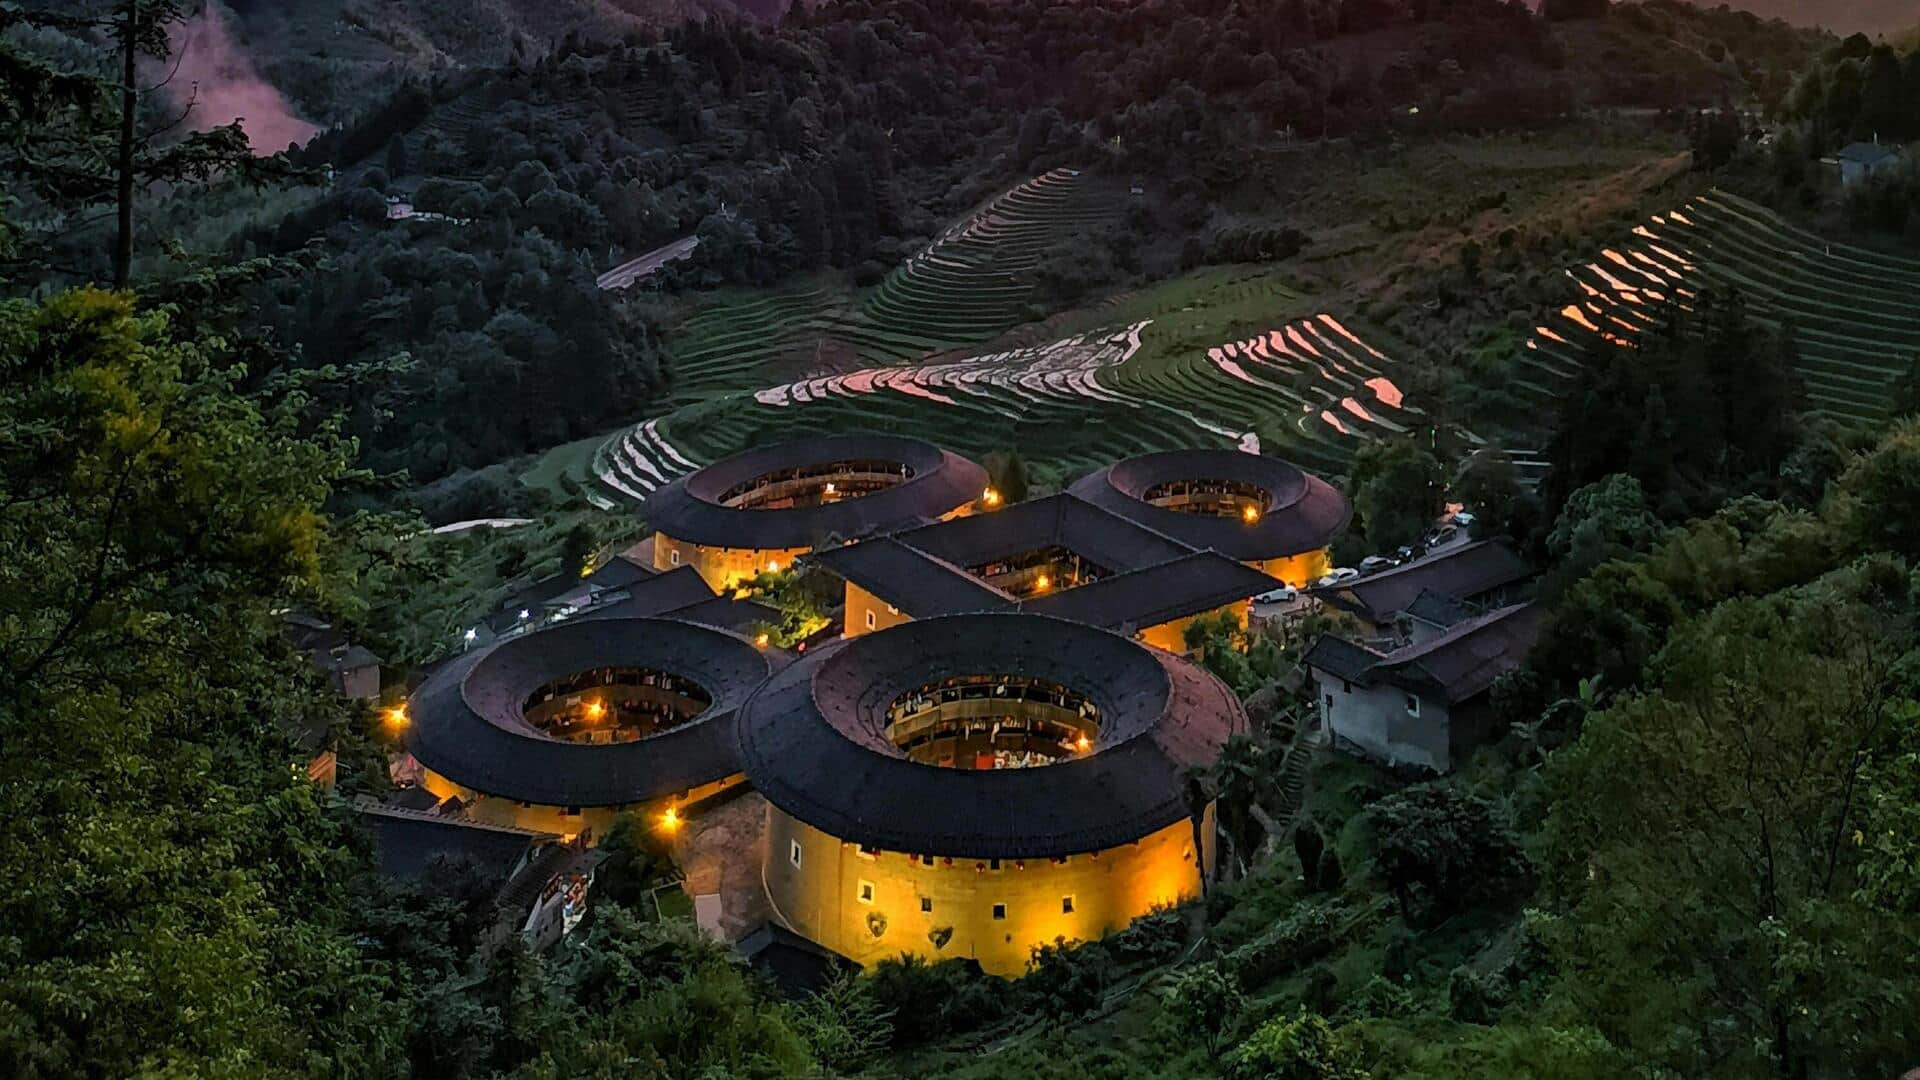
[113,0,139,290]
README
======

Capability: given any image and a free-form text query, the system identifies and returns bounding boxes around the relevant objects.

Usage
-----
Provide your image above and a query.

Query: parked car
[1450,510,1476,528]
[1314,567,1360,588]
[1359,555,1396,574]
[1253,585,1298,605]
[1395,545,1416,561]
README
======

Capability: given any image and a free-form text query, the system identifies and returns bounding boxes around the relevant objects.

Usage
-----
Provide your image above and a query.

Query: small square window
[858,844,879,859]
[1324,694,1334,712]
[1061,896,1075,914]
[857,880,875,905]
[988,858,1002,871]
[991,903,1007,921]
[1405,694,1421,716]
[669,549,680,566]
[920,896,933,913]
[789,840,803,868]
[865,610,876,630]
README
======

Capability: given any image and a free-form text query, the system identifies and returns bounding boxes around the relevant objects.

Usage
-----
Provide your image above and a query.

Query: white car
[1450,510,1477,528]
[1253,585,1298,605]
[1314,568,1360,588]
[1358,555,1396,573]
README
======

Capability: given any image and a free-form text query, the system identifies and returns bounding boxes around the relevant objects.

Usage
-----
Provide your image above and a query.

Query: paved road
[596,235,699,291]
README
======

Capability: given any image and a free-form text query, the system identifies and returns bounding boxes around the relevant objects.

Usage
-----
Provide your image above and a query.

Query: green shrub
[1223,900,1342,989]
[1447,965,1508,1025]
[792,971,894,1073]
[1343,975,1417,1021]
[1367,783,1531,925]
[1226,1010,1369,1080]
[865,954,1004,1046]
[1022,937,1109,1016]
[1109,906,1187,966]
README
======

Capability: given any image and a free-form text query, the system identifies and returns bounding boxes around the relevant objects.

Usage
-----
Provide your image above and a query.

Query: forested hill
[1703,0,1918,36]
[201,0,1815,511]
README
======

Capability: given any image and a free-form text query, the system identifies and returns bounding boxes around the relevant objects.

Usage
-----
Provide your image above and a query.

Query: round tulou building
[406,616,777,837]
[734,612,1246,976]
[1069,449,1351,586]
[644,435,991,590]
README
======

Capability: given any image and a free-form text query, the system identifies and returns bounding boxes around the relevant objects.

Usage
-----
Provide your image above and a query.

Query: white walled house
[1306,604,1546,775]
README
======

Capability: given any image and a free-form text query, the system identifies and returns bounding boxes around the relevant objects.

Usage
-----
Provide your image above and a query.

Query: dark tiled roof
[1402,588,1478,630]
[1303,635,1381,684]
[809,495,1263,628]
[356,806,551,880]
[1068,450,1351,561]
[809,537,1014,617]
[576,565,718,622]
[1023,552,1280,632]
[1316,541,1530,624]
[896,494,1193,573]
[735,613,1245,859]
[1306,604,1545,705]
[652,596,782,634]
[736,922,856,997]
[1838,142,1897,164]
[586,553,656,589]
[642,435,988,550]
[1376,604,1547,704]
[407,616,778,807]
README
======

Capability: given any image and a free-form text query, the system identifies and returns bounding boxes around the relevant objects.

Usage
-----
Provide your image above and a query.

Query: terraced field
[655,170,1123,404]
[523,183,1432,509]
[540,302,1424,507]
[1521,189,1920,426]
[855,168,1116,355]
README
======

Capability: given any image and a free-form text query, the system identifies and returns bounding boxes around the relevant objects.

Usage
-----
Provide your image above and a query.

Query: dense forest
[4,0,1919,1076]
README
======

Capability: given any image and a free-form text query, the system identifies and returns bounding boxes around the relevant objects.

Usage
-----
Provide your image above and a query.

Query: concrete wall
[652,533,809,592]
[1311,670,1451,774]
[1256,548,1333,588]
[1137,600,1250,654]
[420,768,743,842]
[764,808,1214,977]
[337,663,381,700]
[843,582,913,638]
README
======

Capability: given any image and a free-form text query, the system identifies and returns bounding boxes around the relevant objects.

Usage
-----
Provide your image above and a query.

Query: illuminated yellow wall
[419,767,742,841]
[652,534,809,592]
[654,495,975,593]
[1137,600,1250,653]
[1258,548,1332,588]
[764,807,1215,977]
[843,582,913,638]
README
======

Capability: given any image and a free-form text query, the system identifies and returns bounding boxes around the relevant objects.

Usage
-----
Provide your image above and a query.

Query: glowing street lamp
[1241,504,1261,524]
[658,806,682,833]
[1034,574,1051,592]
[584,700,606,721]
[982,487,1002,508]
[1075,734,1092,753]
[755,632,771,648]
[384,705,409,731]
